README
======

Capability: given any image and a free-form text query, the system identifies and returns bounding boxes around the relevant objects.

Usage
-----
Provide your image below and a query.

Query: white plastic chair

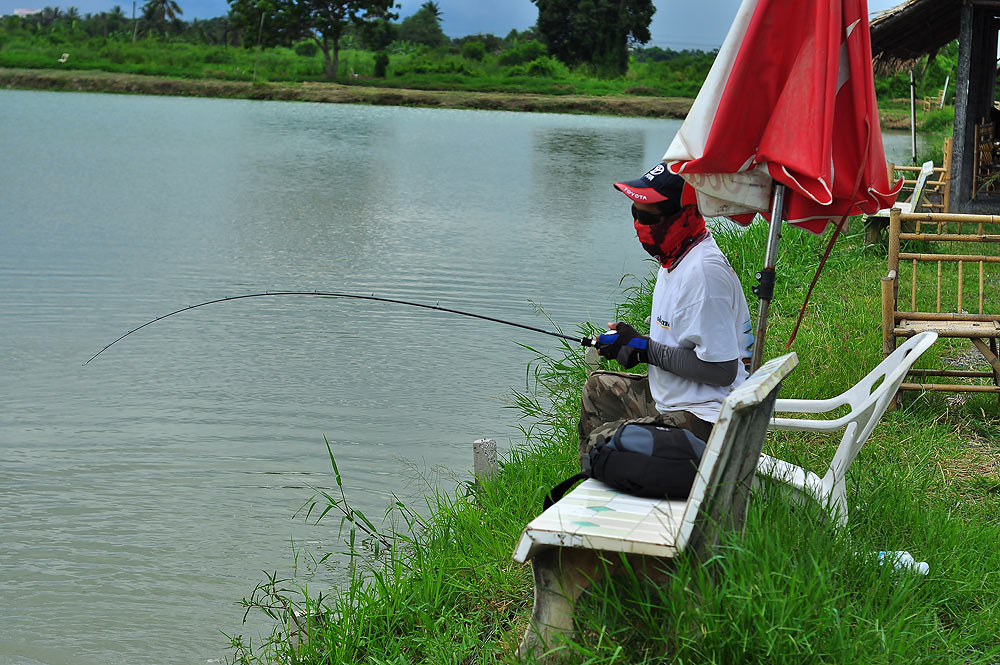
[756,331,938,526]
[879,160,935,215]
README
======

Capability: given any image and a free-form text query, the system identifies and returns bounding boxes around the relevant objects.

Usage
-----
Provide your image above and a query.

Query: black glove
[596,322,650,369]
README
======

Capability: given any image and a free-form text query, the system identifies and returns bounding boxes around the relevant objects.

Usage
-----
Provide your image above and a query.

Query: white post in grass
[473,438,498,481]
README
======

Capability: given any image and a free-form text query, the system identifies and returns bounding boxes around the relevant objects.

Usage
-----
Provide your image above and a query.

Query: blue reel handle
[596,332,647,349]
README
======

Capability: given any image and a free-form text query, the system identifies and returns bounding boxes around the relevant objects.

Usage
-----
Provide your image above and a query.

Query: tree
[454,32,502,54]
[142,0,182,36]
[38,7,61,29]
[460,39,485,61]
[419,1,439,18]
[396,0,445,48]
[531,0,654,76]
[228,0,396,79]
[104,5,128,36]
[64,6,80,30]
[358,17,397,51]
[95,5,128,37]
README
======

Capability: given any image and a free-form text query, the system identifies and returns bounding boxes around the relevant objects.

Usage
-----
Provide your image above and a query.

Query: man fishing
[580,163,754,464]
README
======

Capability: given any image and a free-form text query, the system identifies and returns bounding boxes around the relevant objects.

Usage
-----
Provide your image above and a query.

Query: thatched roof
[869,0,965,71]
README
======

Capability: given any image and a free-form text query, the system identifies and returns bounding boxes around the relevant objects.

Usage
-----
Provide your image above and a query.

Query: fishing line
[84,291,599,365]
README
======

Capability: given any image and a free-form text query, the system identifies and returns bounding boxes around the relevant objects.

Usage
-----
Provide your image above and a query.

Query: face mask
[633,206,708,270]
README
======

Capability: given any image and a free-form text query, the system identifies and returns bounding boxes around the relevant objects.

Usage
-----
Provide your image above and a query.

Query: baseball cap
[613,163,685,207]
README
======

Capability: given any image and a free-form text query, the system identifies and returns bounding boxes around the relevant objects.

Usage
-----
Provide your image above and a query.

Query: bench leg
[518,547,602,662]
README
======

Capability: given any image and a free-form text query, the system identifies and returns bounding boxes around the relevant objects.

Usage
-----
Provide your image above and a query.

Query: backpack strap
[543,473,589,510]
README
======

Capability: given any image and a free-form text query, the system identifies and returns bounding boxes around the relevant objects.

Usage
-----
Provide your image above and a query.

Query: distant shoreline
[0,67,696,118]
[1,66,914,129]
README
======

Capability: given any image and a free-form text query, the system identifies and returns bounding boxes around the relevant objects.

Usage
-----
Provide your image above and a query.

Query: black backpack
[544,422,707,509]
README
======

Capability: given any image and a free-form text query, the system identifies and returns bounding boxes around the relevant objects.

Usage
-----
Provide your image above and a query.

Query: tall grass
[228,222,1000,664]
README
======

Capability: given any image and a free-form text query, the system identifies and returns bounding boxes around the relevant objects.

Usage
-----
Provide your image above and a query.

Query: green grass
[227,221,1000,664]
[0,36,333,81]
[0,32,706,97]
[2,24,964,113]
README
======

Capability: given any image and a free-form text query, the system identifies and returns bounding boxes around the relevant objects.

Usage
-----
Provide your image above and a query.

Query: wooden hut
[870,0,999,212]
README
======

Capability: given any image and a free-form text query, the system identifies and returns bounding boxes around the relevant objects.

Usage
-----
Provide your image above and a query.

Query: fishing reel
[583,331,649,350]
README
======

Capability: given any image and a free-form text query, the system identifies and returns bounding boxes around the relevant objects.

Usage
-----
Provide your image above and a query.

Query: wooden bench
[513,352,797,661]
[882,209,1000,400]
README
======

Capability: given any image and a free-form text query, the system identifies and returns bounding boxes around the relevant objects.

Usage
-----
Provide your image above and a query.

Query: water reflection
[530,127,645,226]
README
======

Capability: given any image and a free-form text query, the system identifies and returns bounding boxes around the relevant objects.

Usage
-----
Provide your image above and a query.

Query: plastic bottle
[877,550,930,575]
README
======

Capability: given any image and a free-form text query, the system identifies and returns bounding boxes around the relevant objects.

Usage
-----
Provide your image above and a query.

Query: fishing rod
[84,291,636,365]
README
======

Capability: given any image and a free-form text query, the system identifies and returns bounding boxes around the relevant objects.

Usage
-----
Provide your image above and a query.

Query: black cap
[613,162,685,208]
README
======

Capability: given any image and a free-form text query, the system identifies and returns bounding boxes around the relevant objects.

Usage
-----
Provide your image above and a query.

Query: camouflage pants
[577,370,714,468]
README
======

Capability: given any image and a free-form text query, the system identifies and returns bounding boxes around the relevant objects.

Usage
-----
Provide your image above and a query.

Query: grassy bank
[0,29,715,96]
[1,66,951,129]
[0,66,694,117]
[228,222,1000,664]
[0,37,951,125]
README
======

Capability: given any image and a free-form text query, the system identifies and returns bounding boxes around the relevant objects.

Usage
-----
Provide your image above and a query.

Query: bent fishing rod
[84,291,641,365]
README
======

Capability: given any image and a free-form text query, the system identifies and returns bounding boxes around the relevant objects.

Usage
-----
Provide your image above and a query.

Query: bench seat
[513,352,798,661]
[513,479,689,562]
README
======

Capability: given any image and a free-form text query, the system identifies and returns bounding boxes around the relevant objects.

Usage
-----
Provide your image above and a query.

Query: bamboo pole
[900,383,1000,393]
[889,209,902,317]
[893,327,1000,339]
[894,311,999,322]
[881,273,897,358]
[936,261,942,312]
[980,262,985,314]
[943,137,953,212]
[899,233,1000,242]
[898,212,1000,223]
[957,261,964,312]
[908,368,994,378]
[899,253,1000,263]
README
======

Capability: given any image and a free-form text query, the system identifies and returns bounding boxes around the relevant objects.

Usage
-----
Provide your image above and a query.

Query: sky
[2,0,905,51]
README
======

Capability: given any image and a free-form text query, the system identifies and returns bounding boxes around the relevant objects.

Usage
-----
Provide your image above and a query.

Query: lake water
[0,89,922,665]
[881,127,928,165]
[0,89,678,665]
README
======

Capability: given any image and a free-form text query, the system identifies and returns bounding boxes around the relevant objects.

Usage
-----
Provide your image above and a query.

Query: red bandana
[634,206,708,270]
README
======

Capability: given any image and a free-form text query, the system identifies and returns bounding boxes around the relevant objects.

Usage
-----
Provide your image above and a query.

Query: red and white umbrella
[663,0,903,367]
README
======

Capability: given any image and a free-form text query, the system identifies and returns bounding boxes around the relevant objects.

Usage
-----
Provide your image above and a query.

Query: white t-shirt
[647,234,754,423]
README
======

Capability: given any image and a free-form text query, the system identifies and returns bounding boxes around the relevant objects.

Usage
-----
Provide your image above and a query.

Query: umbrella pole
[750,183,786,372]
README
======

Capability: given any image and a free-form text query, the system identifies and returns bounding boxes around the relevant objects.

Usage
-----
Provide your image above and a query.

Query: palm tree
[64,6,79,31]
[39,6,61,28]
[106,6,127,36]
[420,1,441,19]
[142,0,181,36]
[142,0,182,26]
